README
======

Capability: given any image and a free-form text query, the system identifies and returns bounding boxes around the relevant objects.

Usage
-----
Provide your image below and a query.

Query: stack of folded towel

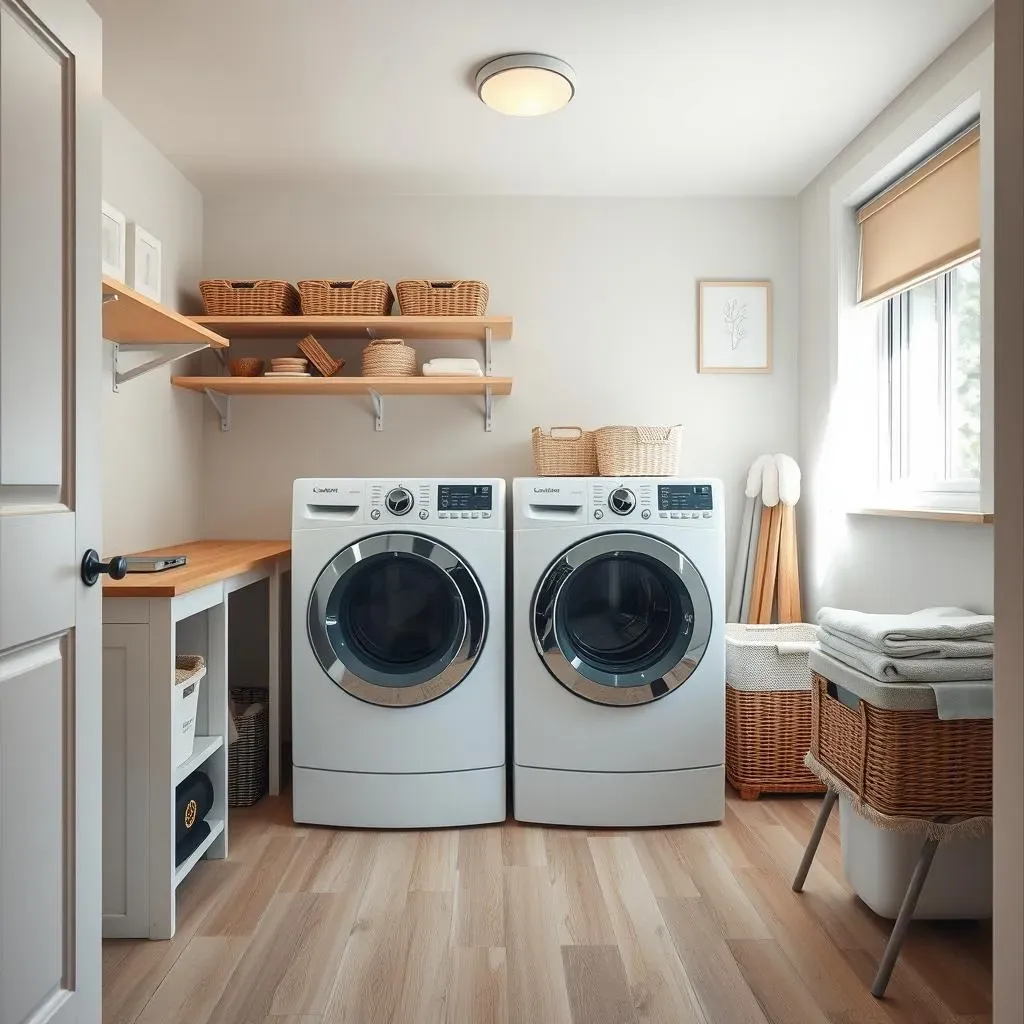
[422,358,483,377]
[817,606,994,682]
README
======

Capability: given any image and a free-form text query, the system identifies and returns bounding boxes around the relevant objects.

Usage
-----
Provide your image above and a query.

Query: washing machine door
[532,532,712,706]
[307,533,486,707]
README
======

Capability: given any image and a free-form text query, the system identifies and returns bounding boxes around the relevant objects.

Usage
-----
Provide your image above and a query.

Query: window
[877,257,981,502]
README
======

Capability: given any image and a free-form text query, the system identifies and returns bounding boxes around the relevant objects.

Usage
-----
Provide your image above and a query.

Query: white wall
[200,194,799,583]
[101,101,204,553]
[798,11,995,615]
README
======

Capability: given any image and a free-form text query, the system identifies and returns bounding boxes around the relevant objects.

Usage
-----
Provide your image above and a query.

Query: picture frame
[101,201,127,282]
[128,222,162,302]
[698,280,772,373]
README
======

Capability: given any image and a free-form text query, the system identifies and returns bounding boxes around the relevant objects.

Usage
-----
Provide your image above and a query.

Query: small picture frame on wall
[128,223,162,302]
[698,280,772,373]
[101,201,126,282]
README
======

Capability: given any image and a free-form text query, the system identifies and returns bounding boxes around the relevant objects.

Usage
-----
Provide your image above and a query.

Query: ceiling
[91,0,990,197]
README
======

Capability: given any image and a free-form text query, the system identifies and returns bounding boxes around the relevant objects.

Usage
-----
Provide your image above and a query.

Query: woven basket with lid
[595,425,682,476]
[297,279,394,316]
[396,280,489,316]
[531,426,598,476]
[362,338,417,377]
[199,279,299,316]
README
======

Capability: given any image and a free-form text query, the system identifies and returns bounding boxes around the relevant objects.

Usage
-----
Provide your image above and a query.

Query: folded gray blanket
[817,606,993,659]
[818,632,993,682]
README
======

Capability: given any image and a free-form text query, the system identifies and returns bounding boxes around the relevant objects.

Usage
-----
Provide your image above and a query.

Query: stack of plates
[265,357,310,378]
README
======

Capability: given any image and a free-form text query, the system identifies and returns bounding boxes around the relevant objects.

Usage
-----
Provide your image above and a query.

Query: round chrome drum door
[308,534,487,707]
[532,533,712,706]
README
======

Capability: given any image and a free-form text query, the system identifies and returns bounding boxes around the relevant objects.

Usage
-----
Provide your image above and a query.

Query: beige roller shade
[858,124,980,304]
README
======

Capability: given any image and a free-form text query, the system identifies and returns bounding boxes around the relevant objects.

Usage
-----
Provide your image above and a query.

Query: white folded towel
[817,606,993,658]
[422,358,483,377]
[818,632,993,682]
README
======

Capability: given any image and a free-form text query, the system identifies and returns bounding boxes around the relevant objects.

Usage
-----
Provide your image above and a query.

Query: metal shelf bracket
[484,385,493,432]
[368,388,384,431]
[112,341,212,392]
[204,389,231,432]
[484,326,493,376]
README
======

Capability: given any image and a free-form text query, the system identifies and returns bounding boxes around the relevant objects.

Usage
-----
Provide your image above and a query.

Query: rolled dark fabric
[175,770,214,845]
[175,820,211,867]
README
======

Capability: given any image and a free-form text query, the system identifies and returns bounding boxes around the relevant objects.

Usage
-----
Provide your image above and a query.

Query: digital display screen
[438,484,493,511]
[658,484,713,511]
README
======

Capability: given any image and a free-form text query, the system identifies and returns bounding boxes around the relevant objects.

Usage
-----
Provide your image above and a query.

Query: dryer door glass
[308,534,487,707]
[533,532,712,705]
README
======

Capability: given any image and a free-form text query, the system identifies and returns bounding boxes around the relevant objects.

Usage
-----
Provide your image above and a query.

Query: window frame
[875,261,982,511]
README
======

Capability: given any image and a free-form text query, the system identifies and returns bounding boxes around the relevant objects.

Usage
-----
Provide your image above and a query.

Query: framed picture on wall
[101,201,126,282]
[128,223,162,301]
[698,280,772,373]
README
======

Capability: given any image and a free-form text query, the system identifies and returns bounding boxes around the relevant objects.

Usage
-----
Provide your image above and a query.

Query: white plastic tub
[172,656,206,769]
[840,795,992,920]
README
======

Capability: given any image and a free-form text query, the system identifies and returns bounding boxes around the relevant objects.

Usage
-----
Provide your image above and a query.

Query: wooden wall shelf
[189,314,512,341]
[849,508,994,524]
[103,277,229,348]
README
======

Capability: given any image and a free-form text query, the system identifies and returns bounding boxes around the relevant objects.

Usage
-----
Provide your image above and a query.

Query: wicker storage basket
[531,426,598,476]
[297,279,394,316]
[810,672,992,819]
[362,338,417,377]
[228,687,269,808]
[199,279,300,316]
[595,425,682,476]
[396,279,489,316]
[725,623,825,799]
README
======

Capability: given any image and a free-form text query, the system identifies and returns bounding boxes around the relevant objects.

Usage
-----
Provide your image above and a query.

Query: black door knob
[81,549,128,586]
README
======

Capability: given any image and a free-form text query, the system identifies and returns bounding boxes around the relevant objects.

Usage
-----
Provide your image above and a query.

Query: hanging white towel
[422,358,483,377]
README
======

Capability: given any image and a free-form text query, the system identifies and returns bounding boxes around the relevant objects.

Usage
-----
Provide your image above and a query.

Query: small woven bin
[228,687,269,808]
[532,426,598,476]
[595,425,682,476]
[725,623,825,800]
[396,279,489,316]
[199,279,300,316]
[810,672,992,819]
[298,279,394,316]
[362,338,417,377]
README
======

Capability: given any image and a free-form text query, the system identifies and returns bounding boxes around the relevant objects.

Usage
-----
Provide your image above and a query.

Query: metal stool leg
[870,837,940,998]
[792,788,838,892]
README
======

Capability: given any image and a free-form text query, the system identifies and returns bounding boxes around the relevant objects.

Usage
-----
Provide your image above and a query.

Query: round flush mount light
[475,54,575,117]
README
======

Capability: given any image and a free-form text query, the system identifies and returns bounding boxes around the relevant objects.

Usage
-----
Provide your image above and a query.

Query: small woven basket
[228,357,264,377]
[297,279,394,316]
[810,672,992,819]
[531,426,598,476]
[199,279,299,316]
[362,338,417,377]
[396,279,489,316]
[228,687,269,808]
[595,425,682,476]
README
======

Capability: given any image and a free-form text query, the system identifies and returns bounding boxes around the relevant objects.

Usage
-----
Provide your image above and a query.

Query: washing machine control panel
[586,480,717,524]
[368,481,433,522]
[436,484,495,523]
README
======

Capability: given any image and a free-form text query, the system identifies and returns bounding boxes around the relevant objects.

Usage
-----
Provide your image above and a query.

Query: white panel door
[0,0,102,1021]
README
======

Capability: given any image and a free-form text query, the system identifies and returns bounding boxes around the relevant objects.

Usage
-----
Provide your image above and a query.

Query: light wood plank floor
[103,789,992,1024]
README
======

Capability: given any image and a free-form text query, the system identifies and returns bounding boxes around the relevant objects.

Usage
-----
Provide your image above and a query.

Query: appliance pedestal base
[293,764,506,828]
[513,763,724,827]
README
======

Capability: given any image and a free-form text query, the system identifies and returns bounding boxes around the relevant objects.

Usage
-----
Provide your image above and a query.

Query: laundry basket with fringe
[362,338,417,376]
[725,623,825,800]
[531,426,598,476]
[595,425,682,476]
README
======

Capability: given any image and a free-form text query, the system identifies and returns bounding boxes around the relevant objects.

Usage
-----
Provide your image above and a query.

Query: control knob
[608,487,636,516]
[385,487,414,516]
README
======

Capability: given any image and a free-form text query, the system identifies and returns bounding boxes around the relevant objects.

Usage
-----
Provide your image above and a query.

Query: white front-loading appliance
[512,477,725,826]
[292,478,505,828]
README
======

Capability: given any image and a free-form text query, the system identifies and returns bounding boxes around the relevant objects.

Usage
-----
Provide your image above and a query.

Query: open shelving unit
[173,734,224,788]
[174,312,514,431]
[173,817,225,889]
[102,277,229,391]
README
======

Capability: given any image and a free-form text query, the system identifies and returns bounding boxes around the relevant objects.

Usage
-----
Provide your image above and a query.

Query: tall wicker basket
[228,687,269,808]
[725,623,826,800]
[531,426,598,476]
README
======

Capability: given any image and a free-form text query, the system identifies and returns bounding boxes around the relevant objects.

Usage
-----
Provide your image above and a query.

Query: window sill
[848,507,994,524]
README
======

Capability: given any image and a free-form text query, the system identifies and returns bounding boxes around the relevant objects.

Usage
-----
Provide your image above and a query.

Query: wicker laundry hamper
[228,687,269,807]
[725,623,826,800]
[531,426,598,476]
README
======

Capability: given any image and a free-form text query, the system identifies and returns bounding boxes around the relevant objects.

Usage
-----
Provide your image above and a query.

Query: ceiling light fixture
[475,54,575,117]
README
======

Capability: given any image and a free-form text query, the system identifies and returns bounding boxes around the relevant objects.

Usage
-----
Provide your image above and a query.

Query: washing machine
[292,478,505,828]
[512,476,725,826]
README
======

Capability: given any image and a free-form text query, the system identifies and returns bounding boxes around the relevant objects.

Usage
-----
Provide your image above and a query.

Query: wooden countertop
[103,540,290,598]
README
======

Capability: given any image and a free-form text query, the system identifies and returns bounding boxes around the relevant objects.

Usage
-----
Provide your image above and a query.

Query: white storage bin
[840,795,992,920]
[172,655,206,769]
